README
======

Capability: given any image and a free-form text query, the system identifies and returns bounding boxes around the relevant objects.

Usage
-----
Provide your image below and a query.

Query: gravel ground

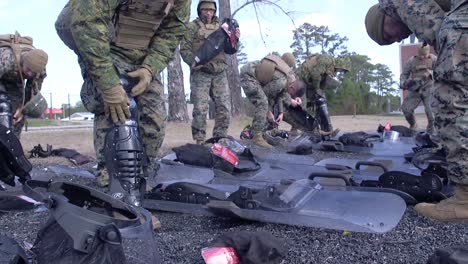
[1,147,467,264]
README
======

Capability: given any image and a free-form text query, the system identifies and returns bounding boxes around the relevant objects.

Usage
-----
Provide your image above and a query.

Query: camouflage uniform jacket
[400,54,438,85]
[243,60,292,114]
[180,16,227,73]
[0,47,46,99]
[378,0,446,48]
[297,54,335,92]
[378,0,467,84]
[68,0,191,92]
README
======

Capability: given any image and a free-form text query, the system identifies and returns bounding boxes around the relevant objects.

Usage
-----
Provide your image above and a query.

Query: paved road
[25,124,93,131]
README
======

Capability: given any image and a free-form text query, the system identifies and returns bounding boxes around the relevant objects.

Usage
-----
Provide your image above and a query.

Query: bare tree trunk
[167,46,189,122]
[218,0,244,117]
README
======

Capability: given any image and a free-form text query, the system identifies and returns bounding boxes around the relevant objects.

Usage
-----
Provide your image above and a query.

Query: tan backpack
[0,32,39,110]
[256,54,296,85]
[0,32,34,67]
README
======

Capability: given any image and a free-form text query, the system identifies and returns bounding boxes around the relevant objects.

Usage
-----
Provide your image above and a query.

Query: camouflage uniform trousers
[0,82,25,138]
[401,80,435,133]
[432,3,468,185]
[241,71,287,133]
[282,106,316,133]
[80,75,167,171]
[190,70,231,141]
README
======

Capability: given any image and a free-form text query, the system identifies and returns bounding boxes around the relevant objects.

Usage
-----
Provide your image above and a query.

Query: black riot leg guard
[0,92,13,129]
[104,78,149,207]
[0,92,32,186]
[315,95,333,133]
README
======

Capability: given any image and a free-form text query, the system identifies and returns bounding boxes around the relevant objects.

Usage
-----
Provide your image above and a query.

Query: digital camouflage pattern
[81,75,167,170]
[180,17,226,70]
[61,0,190,167]
[401,80,435,133]
[180,16,231,141]
[240,60,292,133]
[188,70,230,141]
[0,47,46,138]
[68,0,191,92]
[378,0,446,47]
[400,54,437,133]
[296,54,336,116]
[378,0,468,184]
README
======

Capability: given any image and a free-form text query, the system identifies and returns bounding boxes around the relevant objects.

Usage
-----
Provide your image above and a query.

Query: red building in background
[43,108,63,119]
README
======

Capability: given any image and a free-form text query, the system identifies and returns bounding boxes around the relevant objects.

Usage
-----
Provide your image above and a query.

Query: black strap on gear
[338,132,381,147]
[22,180,152,253]
[361,171,445,203]
[0,124,32,186]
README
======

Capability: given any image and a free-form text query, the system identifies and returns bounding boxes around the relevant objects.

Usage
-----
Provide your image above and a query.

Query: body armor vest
[0,33,34,83]
[411,56,434,80]
[256,54,296,85]
[192,19,225,63]
[112,0,175,50]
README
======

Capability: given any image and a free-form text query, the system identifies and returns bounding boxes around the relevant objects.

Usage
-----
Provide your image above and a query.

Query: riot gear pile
[22,180,160,264]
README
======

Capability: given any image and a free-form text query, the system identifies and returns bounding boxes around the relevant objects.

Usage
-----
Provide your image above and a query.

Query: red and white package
[201,247,240,264]
[384,122,392,131]
[211,144,239,166]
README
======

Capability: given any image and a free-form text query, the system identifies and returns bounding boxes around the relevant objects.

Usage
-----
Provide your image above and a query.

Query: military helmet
[197,0,217,16]
[22,92,48,118]
[281,52,296,68]
[364,4,392,46]
[263,130,289,147]
[22,49,48,74]
[334,57,351,73]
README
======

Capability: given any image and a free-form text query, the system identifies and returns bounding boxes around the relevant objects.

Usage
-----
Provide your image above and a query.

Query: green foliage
[289,23,399,115]
[328,58,400,114]
[27,119,82,127]
[290,23,348,63]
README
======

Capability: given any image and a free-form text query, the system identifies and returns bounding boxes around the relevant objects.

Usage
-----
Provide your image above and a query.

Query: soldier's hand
[191,62,203,71]
[128,67,152,97]
[13,108,24,125]
[295,97,302,105]
[267,111,275,122]
[291,97,302,107]
[275,113,284,125]
[101,84,131,123]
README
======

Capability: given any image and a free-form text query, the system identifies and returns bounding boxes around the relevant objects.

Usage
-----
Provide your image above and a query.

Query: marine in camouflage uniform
[296,54,348,136]
[240,53,305,148]
[180,0,233,144]
[56,0,190,186]
[0,45,47,138]
[365,0,468,221]
[400,44,437,133]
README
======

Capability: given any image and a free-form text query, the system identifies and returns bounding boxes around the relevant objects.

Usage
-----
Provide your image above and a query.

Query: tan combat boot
[331,128,341,138]
[410,123,418,130]
[253,134,272,148]
[415,185,468,222]
[196,139,204,145]
[150,213,162,230]
[96,168,110,188]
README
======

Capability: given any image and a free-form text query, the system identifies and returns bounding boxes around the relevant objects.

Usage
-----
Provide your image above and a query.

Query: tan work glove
[128,67,152,97]
[101,84,131,123]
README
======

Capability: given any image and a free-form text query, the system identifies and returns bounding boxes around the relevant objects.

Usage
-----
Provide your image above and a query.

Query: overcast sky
[0,0,405,108]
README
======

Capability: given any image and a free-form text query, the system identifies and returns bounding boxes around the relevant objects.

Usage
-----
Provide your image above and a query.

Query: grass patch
[26,118,89,127]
